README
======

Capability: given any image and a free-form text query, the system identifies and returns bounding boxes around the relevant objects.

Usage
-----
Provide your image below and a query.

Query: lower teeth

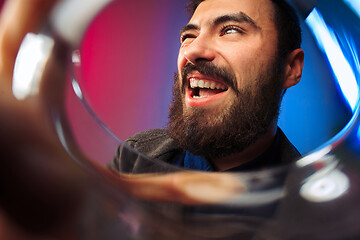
[193,95,206,99]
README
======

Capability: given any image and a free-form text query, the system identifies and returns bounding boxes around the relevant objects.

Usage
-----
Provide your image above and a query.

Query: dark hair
[186,0,302,60]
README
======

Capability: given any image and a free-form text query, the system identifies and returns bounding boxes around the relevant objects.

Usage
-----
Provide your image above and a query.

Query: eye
[180,33,196,43]
[220,25,245,36]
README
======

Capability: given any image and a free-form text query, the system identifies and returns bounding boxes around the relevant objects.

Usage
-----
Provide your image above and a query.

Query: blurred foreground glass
[11,0,360,239]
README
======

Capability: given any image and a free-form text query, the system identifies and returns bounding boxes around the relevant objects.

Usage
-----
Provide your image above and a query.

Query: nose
[183,35,215,65]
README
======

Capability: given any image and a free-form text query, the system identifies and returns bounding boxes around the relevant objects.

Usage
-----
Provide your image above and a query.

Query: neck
[211,123,278,171]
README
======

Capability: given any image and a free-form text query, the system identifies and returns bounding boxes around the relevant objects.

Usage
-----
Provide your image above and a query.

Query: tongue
[199,88,224,97]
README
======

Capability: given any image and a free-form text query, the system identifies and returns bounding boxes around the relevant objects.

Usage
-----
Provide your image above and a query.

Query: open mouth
[189,78,228,99]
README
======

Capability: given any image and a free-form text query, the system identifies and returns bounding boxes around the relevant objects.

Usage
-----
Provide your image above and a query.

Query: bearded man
[112,0,304,172]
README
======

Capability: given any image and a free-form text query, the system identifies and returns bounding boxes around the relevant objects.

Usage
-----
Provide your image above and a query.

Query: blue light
[306,8,359,112]
[343,0,360,18]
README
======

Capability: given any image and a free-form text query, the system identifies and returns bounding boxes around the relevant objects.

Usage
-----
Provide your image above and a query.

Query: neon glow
[306,9,359,112]
[343,0,360,18]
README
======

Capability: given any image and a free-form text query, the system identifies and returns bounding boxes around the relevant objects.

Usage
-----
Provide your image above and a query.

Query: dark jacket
[111,128,301,173]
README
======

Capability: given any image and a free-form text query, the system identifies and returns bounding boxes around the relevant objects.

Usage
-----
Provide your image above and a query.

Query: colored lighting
[343,0,360,18]
[306,9,359,112]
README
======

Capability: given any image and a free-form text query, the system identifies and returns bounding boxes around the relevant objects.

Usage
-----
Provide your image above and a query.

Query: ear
[283,48,304,89]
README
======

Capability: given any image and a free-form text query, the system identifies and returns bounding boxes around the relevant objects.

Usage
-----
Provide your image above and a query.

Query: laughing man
[113,0,304,172]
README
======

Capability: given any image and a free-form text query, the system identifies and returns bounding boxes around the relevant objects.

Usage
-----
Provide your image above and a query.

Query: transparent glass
[46,0,360,239]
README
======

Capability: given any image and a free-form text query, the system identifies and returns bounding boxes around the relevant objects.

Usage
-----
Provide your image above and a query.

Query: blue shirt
[170,130,281,172]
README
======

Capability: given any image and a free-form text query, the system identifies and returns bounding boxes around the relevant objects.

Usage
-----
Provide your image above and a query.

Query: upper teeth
[189,78,227,90]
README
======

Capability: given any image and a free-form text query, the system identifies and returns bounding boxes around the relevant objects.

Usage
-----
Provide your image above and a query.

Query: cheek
[226,45,272,87]
[229,52,262,87]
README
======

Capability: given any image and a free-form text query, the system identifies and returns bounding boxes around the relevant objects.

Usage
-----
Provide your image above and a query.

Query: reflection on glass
[300,167,350,203]
[11,0,360,239]
[12,33,55,100]
[306,8,359,111]
[344,0,360,18]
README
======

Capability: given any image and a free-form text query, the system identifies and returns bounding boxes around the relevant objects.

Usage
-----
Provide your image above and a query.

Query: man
[0,0,248,234]
[112,0,304,173]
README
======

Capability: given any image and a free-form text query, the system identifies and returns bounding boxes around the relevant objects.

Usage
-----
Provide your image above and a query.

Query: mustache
[181,62,239,95]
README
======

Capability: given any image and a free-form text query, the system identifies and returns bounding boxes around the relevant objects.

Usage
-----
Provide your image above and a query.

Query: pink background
[77,0,188,140]
[54,0,353,162]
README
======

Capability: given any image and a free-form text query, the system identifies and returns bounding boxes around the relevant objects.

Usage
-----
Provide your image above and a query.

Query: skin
[177,0,304,170]
[0,1,245,238]
[0,0,303,237]
[0,0,57,82]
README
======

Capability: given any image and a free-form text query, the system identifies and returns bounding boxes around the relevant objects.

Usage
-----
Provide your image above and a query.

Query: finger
[0,0,58,80]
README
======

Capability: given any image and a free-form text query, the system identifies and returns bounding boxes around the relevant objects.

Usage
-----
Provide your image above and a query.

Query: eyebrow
[214,12,261,30]
[180,12,261,36]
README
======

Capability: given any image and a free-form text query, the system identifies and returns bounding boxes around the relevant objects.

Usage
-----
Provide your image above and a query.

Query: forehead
[190,0,275,27]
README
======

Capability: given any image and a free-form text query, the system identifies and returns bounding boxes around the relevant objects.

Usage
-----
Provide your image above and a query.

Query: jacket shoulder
[125,129,180,161]
[111,129,180,173]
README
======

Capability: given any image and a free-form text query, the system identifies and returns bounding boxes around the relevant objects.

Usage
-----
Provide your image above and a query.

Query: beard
[168,57,285,160]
